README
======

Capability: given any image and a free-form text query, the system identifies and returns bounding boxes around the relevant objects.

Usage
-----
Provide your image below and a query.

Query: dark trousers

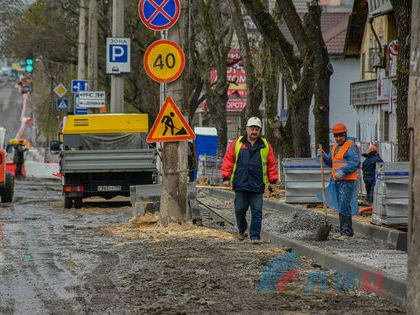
[365,182,374,204]
[15,162,23,178]
[339,213,353,236]
[234,191,263,240]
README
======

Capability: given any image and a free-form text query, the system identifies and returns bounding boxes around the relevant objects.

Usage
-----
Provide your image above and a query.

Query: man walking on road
[319,123,360,240]
[221,117,278,243]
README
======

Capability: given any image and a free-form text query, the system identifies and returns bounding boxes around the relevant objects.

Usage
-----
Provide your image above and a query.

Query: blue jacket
[221,136,278,193]
[362,153,383,185]
[322,140,360,179]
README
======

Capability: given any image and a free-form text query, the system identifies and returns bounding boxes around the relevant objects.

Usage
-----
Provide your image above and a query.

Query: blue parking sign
[109,45,128,63]
[106,38,131,74]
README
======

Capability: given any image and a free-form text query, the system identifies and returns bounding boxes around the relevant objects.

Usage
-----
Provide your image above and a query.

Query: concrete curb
[202,188,407,251]
[199,188,406,305]
[261,231,406,306]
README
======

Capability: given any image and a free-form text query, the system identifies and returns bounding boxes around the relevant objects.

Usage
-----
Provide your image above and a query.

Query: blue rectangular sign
[71,80,88,93]
[73,93,87,114]
[75,107,88,115]
[109,44,128,63]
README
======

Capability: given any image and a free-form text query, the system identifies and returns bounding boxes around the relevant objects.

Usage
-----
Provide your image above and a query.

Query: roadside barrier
[283,158,332,203]
[372,162,409,226]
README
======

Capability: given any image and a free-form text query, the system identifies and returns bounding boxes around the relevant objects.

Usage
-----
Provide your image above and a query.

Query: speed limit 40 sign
[144,39,185,83]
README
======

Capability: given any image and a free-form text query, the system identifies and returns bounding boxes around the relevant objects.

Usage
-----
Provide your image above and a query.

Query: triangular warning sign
[147,96,195,143]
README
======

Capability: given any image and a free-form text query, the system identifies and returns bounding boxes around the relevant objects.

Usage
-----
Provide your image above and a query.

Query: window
[382,111,390,142]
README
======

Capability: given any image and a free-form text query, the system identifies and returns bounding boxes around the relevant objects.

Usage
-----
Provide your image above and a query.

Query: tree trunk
[159,0,189,226]
[306,2,331,153]
[407,0,420,312]
[160,142,187,226]
[390,0,411,161]
[288,92,311,157]
[241,0,314,157]
[198,0,233,157]
[230,0,262,119]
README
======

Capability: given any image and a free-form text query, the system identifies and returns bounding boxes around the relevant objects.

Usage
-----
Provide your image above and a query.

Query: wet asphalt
[0,179,405,314]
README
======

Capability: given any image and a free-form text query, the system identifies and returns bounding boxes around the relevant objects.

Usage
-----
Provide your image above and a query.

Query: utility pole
[77,0,87,80]
[408,0,420,312]
[88,0,98,91]
[159,0,189,226]
[110,0,124,113]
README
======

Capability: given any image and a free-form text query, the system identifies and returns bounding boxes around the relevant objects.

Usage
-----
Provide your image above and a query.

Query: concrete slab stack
[372,162,409,226]
[130,183,200,220]
[283,158,332,203]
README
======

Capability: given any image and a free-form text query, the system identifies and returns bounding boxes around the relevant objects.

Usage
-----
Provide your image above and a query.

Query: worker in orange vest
[318,122,360,240]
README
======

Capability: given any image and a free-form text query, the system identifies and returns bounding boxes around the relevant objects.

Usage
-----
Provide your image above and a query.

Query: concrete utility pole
[159,0,189,226]
[77,0,87,80]
[110,0,124,113]
[408,0,420,312]
[88,0,98,91]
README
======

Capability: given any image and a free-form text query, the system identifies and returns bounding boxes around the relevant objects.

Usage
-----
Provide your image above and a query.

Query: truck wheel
[64,197,73,209]
[2,173,14,203]
[74,197,83,209]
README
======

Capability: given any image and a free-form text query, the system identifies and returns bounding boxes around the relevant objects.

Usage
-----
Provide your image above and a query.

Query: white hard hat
[246,117,262,128]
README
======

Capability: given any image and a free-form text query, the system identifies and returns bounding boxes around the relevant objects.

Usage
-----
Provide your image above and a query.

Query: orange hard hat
[369,145,377,153]
[332,123,347,134]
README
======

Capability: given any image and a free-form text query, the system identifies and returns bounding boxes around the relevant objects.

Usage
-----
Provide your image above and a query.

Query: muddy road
[0,179,404,314]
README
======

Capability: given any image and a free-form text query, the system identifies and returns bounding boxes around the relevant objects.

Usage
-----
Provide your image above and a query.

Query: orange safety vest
[331,140,358,181]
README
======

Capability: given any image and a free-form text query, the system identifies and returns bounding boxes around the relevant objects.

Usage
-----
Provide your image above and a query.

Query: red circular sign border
[138,0,181,31]
[144,39,185,83]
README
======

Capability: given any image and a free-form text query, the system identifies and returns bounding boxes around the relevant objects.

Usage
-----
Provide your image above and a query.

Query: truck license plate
[97,185,121,192]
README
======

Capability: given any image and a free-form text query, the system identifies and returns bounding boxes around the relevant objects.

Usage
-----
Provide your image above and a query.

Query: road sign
[106,38,131,74]
[54,83,67,98]
[75,107,88,115]
[71,80,88,93]
[138,0,180,31]
[147,96,195,143]
[78,91,106,108]
[144,40,185,83]
[56,98,69,111]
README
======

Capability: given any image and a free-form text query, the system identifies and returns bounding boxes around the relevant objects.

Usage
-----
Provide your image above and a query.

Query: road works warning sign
[147,96,195,143]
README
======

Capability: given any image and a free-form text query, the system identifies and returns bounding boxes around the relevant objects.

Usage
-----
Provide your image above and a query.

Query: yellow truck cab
[59,114,157,209]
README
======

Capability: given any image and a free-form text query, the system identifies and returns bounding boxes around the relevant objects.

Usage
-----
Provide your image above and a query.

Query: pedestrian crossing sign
[147,96,195,143]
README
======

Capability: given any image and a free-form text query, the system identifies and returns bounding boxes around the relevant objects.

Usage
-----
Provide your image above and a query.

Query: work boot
[236,232,248,241]
[250,237,262,244]
[337,235,352,241]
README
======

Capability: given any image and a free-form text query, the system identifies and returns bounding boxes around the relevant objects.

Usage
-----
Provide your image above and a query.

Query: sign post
[110,0,126,113]
[139,0,188,226]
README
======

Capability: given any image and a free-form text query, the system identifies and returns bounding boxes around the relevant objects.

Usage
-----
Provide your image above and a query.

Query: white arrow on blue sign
[71,80,88,93]
[56,98,69,111]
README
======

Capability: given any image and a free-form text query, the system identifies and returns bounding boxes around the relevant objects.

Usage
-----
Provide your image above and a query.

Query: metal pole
[110,0,125,113]
[77,0,87,80]
[87,0,98,91]
[87,0,98,113]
